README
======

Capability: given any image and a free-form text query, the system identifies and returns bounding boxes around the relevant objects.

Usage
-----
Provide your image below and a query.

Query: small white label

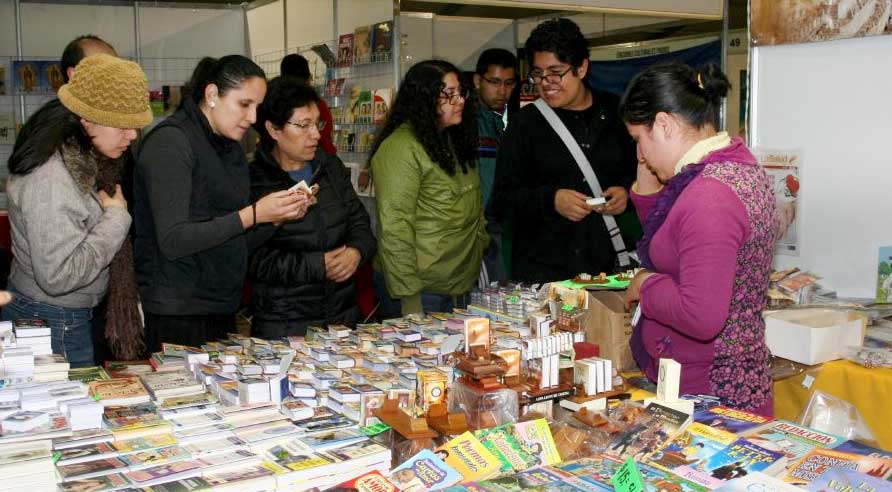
[802,374,815,389]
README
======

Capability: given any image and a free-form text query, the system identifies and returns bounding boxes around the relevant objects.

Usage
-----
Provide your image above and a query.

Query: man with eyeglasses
[489,18,636,283]
[474,48,518,283]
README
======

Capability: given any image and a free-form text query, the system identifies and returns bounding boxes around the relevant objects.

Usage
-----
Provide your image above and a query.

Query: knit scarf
[60,141,144,360]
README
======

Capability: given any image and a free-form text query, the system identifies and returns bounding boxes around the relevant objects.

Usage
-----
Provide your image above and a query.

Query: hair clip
[696,73,705,90]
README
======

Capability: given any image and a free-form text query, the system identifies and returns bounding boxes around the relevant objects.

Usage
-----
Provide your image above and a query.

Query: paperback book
[435,431,502,482]
[692,405,773,434]
[743,420,845,468]
[646,422,737,472]
[781,447,892,486]
[387,448,462,492]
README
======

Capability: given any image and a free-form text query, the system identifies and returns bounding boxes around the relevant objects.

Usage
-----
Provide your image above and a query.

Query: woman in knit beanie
[4,53,152,367]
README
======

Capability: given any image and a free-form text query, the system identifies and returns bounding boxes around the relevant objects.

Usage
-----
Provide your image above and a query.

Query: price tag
[612,457,645,492]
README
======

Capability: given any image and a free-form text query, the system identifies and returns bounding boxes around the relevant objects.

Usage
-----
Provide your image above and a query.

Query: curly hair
[368,59,477,176]
[525,17,589,68]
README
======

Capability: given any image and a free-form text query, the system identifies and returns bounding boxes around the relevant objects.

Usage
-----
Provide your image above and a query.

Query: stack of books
[32,354,69,382]
[12,319,52,356]
[0,439,57,492]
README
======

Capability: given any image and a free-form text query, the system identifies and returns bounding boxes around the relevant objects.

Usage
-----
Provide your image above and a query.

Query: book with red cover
[329,469,398,492]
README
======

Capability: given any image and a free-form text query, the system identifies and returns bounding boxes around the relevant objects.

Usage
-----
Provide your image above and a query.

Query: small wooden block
[426,402,469,436]
[372,398,438,439]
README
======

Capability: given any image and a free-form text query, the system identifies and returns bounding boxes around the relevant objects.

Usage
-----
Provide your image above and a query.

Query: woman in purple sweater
[620,63,776,415]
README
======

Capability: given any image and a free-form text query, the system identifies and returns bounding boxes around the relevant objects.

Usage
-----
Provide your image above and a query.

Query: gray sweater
[7,152,131,308]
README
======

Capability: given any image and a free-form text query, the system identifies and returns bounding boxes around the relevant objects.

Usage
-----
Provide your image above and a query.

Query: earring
[209,100,216,109]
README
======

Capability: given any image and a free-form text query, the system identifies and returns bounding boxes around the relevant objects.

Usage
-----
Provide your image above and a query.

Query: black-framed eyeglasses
[286,120,327,132]
[528,66,574,85]
[481,76,517,88]
[439,88,469,105]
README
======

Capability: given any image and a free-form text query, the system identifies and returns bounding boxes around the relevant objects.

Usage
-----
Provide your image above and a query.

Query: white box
[764,309,866,365]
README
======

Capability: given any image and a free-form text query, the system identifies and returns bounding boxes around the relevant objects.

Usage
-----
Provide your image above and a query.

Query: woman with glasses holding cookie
[369,60,488,317]
[249,77,374,337]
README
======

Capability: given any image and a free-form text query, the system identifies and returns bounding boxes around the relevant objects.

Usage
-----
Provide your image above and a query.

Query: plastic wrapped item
[390,434,439,468]
[797,390,878,445]
[549,419,612,461]
[842,346,892,369]
[770,355,811,380]
[447,379,518,430]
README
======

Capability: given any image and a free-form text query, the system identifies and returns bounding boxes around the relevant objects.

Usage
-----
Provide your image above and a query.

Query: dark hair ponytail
[620,62,731,130]
[184,55,266,107]
[8,99,92,175]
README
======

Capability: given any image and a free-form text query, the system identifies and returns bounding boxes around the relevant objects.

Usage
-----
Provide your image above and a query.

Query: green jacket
[371,125,489,314]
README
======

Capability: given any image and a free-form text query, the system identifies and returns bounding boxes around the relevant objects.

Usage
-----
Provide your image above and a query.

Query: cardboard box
[583,291,636,371]
[764,309,866,365]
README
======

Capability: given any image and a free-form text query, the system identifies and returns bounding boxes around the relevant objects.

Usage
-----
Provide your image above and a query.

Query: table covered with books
[0,282,890,492]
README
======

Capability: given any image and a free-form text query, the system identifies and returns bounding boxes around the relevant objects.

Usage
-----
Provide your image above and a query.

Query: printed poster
[877,246,892,304]
[752,0,892,46]
[755,148,802,256]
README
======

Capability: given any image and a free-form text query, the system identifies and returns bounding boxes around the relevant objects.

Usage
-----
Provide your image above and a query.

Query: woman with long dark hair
[134,55,312,349]
[249,77,374,337]
[621,62,776,414]
[4,54,151,367]
[369,59,488,317]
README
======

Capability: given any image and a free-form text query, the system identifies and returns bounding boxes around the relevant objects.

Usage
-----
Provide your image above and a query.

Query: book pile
[13,318,53,356]
[0,440,57,492]
[33,354,70,382]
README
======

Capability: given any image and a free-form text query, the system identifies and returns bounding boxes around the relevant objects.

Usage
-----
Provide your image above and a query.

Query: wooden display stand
[426,402,468,436]
[372,398,437,440]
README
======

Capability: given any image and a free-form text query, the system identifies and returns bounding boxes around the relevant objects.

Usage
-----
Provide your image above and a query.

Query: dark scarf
[630,161,708,372]
[60,141,144,360]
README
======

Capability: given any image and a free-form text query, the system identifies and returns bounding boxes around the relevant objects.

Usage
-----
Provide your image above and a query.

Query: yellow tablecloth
[774,359,892,451]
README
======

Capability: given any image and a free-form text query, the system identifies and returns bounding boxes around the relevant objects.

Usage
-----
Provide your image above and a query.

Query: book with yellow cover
[436,431,501,482]
[512,419,561,467]
[88,377,150,405]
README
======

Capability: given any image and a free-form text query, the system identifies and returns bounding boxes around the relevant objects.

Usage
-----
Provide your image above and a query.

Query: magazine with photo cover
[387,448,462,492]
[57,457,129,482]
[353,25,371,64]
[338,34,354,68]
[56,473,130,492]
[13,60,41,93]
[371,21,393,62]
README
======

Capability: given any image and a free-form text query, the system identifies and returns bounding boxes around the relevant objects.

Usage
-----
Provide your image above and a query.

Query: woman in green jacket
[370,59,488,317]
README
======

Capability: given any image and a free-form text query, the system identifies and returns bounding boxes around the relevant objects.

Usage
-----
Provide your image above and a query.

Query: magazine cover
[372,88,393,125]
[435,431,502,482]
[646,421,737,474]
[833,439,892,459]
[606,402,690,460]
[512,419,561,466]
[353,25,371,64]
[475,424,538,473]
[387,449,463,492]
[781,447,892,486]
[337,34,354,68]
[41,61,65,93]
[692,406,773,434]
[370,21,393,62]
[120,445,192,470]
[743,420,844,467]
[56,473,130,492]
[754,148,802,256]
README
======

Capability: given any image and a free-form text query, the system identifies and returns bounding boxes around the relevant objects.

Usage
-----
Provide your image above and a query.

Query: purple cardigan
[631,139,776,415]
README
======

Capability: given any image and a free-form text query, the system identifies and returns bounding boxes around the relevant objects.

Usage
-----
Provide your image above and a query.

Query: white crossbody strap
[533,98,630,267]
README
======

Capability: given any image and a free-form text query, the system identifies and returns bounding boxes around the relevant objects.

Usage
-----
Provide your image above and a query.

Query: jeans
[373,271,469,319]
[2,284,95,368]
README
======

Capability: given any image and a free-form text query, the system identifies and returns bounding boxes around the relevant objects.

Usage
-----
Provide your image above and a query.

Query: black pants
[144,312,235,352]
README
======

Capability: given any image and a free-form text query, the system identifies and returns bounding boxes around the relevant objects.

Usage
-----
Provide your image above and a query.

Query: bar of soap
[586,197,607,206]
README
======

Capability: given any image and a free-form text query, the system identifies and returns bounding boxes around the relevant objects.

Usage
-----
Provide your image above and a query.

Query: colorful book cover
[353,25,371,64]
[103,403,163,430]
[371,21,393,62]
[120,445,192,470]
[13,60,41,93]
[515,466,572,487]
[57,457,129,480]
[805,466,892,492]
[56,442,118,465]
[435,431,502,482]
[337,34,354,68]
[41,61,65,93]
[606,402,690,460]
[57,473,131,492]
[711,471,805,492]
[112,433,178,453]
[833,440,892,459]
[88,377,149,401]
[576,454,626,490]
[782,448,892,486]
[327,440,390,462]
[330,470,399,492]
[639,463,709,492]
[475,424,538,473]
[692,406,773,434]
[703,438,787,481]
[512,419,561,466]
[372,88,393,125]
[387,449,463,491]
[297,427,366,451]
[743,420,845,467]
[646,422,737,472]
[551,456,606,477]
[124,459,201,483]
[69,366,111,383]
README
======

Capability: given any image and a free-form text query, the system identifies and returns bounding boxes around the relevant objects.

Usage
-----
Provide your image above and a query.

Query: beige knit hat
[58,53,153,129]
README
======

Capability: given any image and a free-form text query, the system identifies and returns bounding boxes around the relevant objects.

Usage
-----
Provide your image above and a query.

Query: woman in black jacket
[135,56,311,350]
[249,77,375,337]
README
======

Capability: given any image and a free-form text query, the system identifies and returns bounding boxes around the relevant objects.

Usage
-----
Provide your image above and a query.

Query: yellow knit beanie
[58,54,153,129]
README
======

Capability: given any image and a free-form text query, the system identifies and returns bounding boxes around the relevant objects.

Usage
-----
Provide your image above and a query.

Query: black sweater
[248,148,375,337]
[489,89,637,283]
[134,99,251,316]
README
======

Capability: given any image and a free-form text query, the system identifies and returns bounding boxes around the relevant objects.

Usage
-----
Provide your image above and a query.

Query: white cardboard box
[764,309,866,365]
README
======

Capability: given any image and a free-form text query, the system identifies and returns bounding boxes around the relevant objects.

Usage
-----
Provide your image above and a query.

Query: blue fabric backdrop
[586,40,722,96]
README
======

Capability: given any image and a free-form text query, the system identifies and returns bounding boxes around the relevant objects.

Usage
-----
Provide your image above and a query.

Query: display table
[773,359,892,451]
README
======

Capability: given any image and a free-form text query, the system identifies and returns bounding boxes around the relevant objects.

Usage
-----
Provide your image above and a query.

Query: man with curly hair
[489,18,636,283]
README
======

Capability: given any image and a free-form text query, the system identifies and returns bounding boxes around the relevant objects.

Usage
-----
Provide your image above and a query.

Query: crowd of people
[3,18,777,414]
